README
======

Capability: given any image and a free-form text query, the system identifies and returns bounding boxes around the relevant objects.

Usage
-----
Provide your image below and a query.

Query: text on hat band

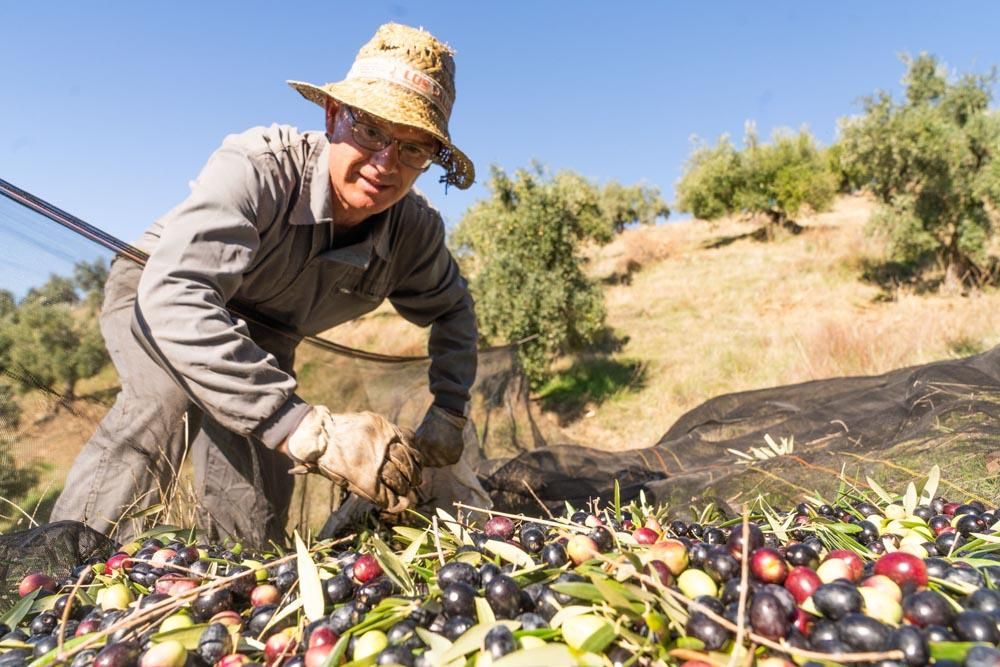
[346,56,453,117]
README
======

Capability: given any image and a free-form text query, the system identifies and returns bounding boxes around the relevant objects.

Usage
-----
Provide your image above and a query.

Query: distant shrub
[452,165,667,386]
[676,126,837,228]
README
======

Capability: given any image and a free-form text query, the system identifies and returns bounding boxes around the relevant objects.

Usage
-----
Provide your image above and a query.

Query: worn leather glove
[414,405,466,468]
[287,407,422,513]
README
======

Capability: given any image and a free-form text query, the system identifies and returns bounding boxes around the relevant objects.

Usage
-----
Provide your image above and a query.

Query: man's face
[325,101,436,227]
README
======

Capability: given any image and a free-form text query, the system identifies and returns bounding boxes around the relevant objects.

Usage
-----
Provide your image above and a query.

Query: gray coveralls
[50,124,478,546]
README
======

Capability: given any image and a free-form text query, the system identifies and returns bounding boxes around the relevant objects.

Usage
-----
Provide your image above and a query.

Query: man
[50,22,486,547]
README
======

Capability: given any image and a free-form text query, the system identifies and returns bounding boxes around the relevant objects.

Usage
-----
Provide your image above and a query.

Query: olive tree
[838,53,1000,285]
[5,264,109,403]
[452,165,667,386]
[676,127,837,229]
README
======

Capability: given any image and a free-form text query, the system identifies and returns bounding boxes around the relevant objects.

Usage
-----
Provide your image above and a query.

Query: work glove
[414,405,466,468]
[287,407,422,514]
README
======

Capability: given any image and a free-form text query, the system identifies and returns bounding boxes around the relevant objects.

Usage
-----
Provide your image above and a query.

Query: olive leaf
[414,626,451,652]
[319,633,351,667]
[549,581,603,603]
[435,507,465,542]
[27,632,104,667]
[589,576,644,613]
[134,524,182,540]
[149,624,209,649]
[903,482,918,517]
[441,620,519,662]
[492,642,577,667]
[369,533,415,597]
[259,598,302,639]
[474,596,495,624]
[921,465,941,505]
[126,503,165,520]
[613,479,622,525]
[548,604,598,629]
[865,476,895,505]
[482,539,535,569]
[399,528,428,566]
[294,532,325,622]
[0,587,39,627]
[392,526,428,543]
[929,641,993,663]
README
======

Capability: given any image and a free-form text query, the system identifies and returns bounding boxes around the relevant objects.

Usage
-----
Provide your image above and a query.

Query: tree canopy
[452,165,667,386]
[838,53,1000,286]
[0,259,109,401]
[676,126,837,228]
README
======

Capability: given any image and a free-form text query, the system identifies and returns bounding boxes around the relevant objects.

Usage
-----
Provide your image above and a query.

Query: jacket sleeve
[389,213,478,414]
[134,141,309,445]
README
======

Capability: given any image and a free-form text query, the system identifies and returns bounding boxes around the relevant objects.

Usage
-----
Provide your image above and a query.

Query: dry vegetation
[6,194,1000,529]
[304,194,1000,453]
[567,194,1000,450]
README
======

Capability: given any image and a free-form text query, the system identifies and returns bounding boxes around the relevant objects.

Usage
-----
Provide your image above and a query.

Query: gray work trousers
[50,259,294,547]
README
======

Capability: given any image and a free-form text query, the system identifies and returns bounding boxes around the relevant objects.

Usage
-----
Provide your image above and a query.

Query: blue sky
[3,2,1000,244]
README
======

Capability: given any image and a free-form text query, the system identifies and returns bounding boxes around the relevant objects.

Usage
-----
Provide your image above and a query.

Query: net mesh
[480,347,1000,516]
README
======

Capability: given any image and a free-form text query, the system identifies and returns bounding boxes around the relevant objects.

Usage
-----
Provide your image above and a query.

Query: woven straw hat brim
[289,79,475,190]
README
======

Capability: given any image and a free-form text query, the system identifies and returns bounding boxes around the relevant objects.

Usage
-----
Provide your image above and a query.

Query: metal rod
[0,177,429,363]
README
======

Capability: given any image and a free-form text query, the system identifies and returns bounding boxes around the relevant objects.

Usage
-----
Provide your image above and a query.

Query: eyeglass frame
[341,106,441,171]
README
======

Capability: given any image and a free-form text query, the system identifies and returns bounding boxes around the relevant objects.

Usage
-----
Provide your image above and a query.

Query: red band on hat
[346,57,453,116]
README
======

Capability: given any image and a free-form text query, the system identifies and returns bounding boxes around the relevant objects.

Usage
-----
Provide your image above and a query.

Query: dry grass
[565,194,1000,450]
[587,225,675,284]
[318,304,429,356]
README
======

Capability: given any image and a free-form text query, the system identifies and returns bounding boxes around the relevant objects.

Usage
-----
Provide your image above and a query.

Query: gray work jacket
[131,124,477,448]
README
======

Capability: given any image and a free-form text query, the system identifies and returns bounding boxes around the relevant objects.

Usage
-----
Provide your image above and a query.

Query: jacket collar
[289,134,391,263]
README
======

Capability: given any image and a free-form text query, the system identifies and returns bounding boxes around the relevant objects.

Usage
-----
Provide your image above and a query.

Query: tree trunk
[54,379,76,414]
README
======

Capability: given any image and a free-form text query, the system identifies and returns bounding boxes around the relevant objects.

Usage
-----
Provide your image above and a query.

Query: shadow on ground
[538,356,647,424]
[704,219,805,249]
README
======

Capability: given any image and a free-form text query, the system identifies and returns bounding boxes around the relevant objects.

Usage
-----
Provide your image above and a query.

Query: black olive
[485,574,522,619]
[441,615,474,641]
[812,582,863,621]
[836,612,889,652]
[440,582,476,619]
[376,645,414,666]
[889,624,928,666]
[437,562,480,589]
[953,609,1000,644]
[324,574,354,605]
[94,641,140,667]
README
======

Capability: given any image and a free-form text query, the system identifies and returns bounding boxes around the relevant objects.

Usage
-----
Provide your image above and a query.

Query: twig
[726,508,751,667]
[520,480,555,520]
[127,558,226,582]
[669,648,724,665]
[453,502,588,533]
[0,495,39,528]
[56,567,91,658]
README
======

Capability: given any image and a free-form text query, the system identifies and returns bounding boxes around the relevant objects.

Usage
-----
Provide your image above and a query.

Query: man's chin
[347,193,394,217]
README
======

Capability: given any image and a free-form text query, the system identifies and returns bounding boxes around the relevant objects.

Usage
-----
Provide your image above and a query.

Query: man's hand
[286,408,422,513]
[414,405,466,468]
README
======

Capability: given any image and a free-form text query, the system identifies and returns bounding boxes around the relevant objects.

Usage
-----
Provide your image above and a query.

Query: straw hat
[288,23,474,190]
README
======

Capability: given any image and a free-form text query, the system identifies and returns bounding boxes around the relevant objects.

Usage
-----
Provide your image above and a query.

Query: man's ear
[325,99,341,136]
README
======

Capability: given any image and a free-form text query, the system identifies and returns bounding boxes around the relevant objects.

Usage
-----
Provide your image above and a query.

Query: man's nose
[370,142,400,172]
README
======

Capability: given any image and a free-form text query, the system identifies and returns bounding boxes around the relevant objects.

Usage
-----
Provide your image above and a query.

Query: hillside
[7,194,1000,528]
[329,194,1000,451]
